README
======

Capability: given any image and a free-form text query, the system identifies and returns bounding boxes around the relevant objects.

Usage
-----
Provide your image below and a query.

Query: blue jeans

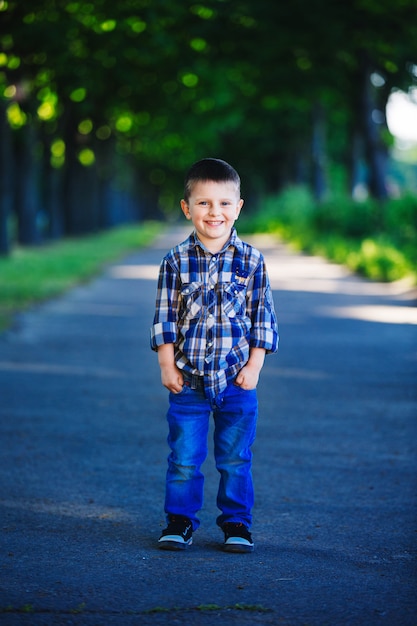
[164,381,258,530]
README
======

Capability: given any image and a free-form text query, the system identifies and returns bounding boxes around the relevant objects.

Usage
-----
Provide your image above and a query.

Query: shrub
[384,194,417,247]
[239,186,416,284]
[314,196,382,239]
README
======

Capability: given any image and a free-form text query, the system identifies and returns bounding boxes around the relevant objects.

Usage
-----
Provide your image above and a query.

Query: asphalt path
[1,227,416,625]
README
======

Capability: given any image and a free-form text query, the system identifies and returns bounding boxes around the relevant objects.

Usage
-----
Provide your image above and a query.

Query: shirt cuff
[250,327,279,353]
[150,322,177,350]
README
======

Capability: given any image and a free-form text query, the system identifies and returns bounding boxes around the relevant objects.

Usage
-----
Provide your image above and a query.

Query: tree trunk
[14,124,40,246]
[358,52,389,200]
[311,102,327,202]
[0,103,13,255]
[96,136,116,229]
[41,133,64,240]
[65,159,100,235]
[348,129,366,199]
[62,107,100,235]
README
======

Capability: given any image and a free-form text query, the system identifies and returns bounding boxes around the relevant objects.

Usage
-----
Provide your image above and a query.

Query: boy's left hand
[234,364,260,390]
[234,347,266,390]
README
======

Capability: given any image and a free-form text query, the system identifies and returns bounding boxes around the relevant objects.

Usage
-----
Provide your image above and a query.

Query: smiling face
[180,180,244,253]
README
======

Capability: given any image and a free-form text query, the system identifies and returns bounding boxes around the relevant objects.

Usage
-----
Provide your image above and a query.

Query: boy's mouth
[206,220,223,226]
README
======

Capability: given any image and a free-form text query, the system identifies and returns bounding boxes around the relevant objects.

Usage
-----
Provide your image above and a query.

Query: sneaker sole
[223,543,254,553]
[158,537,193,551]
[223,537,254,553]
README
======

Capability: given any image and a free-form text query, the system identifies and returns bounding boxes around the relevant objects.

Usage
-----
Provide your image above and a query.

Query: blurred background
[0,0,416,281]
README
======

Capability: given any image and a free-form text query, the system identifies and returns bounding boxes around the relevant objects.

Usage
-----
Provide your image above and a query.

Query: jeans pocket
[234,383,257,393]
[170,384,189,398]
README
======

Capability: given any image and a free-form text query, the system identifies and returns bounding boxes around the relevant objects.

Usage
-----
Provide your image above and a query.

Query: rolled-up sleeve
[150,259,180,350]
[246,257,279,353]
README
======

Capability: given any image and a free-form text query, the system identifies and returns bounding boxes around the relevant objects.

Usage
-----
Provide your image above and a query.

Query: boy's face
[180,180,243,253]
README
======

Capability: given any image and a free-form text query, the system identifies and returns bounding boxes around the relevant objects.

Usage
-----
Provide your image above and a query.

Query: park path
[0,227,416,625]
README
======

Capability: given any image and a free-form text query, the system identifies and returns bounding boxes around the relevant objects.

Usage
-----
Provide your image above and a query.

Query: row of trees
[1,0,417,255]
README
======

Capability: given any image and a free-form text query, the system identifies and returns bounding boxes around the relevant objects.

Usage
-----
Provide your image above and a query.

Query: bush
[314,196,382,239]
[384,194,417,247]
[239,187,417,284]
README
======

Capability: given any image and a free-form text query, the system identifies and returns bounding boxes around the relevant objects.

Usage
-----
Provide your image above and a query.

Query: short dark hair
[184,158,241,202]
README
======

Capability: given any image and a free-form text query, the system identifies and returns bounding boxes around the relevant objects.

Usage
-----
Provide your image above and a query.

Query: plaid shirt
[150,229,279,399]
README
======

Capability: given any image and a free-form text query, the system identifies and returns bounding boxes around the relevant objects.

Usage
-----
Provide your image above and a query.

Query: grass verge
[0,221,161,331]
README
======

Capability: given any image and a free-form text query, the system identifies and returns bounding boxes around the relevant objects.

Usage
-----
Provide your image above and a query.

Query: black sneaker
[158,515,193,550]
[222,522,254,553]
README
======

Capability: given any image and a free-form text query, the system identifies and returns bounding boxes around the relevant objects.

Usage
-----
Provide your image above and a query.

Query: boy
[150,158,279,552]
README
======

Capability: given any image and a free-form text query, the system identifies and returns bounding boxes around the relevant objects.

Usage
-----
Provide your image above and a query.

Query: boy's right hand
[160,365,184,394]
[157,344,184,393]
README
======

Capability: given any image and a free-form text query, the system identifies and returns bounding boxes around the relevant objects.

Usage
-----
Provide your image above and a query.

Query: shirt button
[208,313,213,318]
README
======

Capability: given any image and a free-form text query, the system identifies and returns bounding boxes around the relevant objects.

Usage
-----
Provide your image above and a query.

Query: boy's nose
[208,203,221,215]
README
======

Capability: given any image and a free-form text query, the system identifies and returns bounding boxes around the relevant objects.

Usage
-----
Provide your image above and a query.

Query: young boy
[150,158,279,552]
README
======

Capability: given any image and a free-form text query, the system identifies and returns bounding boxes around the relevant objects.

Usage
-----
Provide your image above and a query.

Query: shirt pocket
[222,283,247,318]
[180,282,203,320]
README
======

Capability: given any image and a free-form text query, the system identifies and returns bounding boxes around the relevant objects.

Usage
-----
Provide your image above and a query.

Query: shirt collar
[189,228,243,255]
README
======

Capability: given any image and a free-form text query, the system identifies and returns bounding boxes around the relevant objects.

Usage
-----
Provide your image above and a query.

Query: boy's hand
[160,365,184,393]
[157,343,183,393]
[235,364,260,390]
[235,347,266,390]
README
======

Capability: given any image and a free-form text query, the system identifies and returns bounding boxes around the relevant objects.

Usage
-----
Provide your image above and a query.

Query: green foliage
[0,222,160,330]
[384,194,417,247]
[243,187,315,232]
[0,0,417,261]
[314,197,383,238]
[348,238,413,281]
[309,235,414,282]
[239,188,417,284]
[1,0,417,199]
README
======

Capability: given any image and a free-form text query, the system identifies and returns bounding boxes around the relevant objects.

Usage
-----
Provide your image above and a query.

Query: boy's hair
[184,158,241,202]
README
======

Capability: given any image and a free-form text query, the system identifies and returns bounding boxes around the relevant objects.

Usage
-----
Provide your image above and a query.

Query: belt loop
[182,371,204,391]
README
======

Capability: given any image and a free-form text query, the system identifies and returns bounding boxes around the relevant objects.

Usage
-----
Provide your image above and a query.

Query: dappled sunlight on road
[265,250,414,297]
[256,239,417,325]
[318,305,417,325]
[44,300,138,317]
[110,264,159,280]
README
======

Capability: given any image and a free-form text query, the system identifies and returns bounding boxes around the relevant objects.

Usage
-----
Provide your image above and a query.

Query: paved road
[1,228,416,625]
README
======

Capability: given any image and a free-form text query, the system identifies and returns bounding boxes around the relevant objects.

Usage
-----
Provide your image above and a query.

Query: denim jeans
[164,381,258,530]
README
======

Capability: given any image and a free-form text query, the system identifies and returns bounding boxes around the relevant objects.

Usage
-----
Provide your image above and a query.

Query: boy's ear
[236,198,244,218]
[180,199,191,220]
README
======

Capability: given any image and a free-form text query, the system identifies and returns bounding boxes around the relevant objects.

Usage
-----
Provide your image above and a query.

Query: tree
[0,0,416,254]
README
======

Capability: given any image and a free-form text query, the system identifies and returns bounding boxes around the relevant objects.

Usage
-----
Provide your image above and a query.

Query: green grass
[0,222,161,331]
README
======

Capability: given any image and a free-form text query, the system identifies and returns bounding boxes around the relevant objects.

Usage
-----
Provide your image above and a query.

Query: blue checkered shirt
[150,229,279,399]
